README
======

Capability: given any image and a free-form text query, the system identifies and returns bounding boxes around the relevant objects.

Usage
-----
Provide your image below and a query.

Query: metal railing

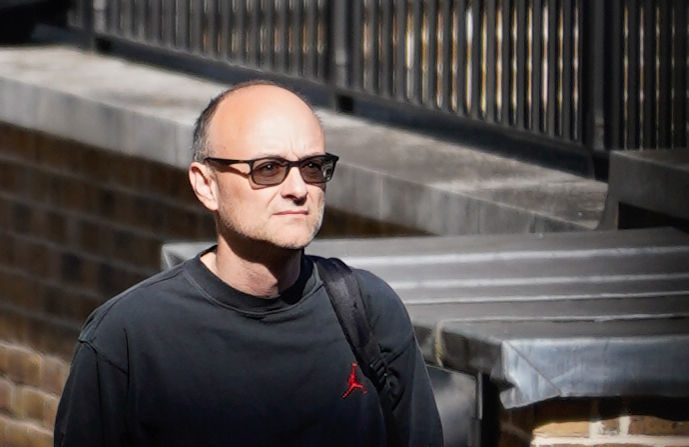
[65,0,688,159]
[604,0,687,150]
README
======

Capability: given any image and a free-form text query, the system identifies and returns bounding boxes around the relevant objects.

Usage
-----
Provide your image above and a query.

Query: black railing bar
[209,0,220,57]
[672,0,687,147]
[500,0,512,125]
[426,0,439,108]
[561,0,573,141]
[120,0,129,38]
[455,0,468,116]
[135,0,144,40]
[485,0,497,122]
[265,0,275,70]
[236,0,246,62]
[411,0,423,104]
[367,0,380,92]
[109,0,118,34]
[440,0,453,111]
[546,0,558,137]
[305,0,318,78]
[470,0,483,118]
[219,0,230,59]
[78,0,93,48]
[428,0,440,109]
[139,0,147,40]
[576,0,588,145]
[657,0,672,148]
[249,0,260,66]
[381,0,394,97]
[351,0,363,89]
[531,0,543,132]
[515,0,527,128]
[642,0,656,147]
[149,0,160,43]
[394,0,407,101]
[317,0,329,80]
[126,0,134,37]
[605,0,624,148]
[189,0,201,53]
[178,0,189,50]
[131,0,138,38]
[626,0,640,149]
[292,0,303,75]
[278,0,289,72]
[164,0,174,48]
[328,0,348,88]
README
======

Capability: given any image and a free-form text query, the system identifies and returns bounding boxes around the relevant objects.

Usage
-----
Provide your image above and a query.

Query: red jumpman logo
[341,362,367,398]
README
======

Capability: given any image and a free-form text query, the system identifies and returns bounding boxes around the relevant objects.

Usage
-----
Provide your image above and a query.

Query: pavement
[0,44,607,235]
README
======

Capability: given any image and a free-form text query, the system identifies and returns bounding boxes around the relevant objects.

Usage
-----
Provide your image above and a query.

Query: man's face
[206,87,327,250]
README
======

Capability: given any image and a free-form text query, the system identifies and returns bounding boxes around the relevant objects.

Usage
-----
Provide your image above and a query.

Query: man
[55,81,443,446]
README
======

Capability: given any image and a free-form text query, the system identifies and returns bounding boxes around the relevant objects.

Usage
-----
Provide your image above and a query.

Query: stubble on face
[215,192,325,251]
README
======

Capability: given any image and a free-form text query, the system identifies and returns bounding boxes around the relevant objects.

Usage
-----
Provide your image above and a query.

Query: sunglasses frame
[203,153,339,186]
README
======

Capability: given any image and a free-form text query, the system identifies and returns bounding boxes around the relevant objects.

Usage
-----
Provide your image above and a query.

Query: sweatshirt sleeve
[354,269,444,447]
[54,342,129,447]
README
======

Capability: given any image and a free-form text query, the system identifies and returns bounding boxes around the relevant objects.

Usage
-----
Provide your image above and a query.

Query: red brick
[42,395,59,429]
[3,414,30,447]
[5,345,42,387]
[7,418,53,447]
[11,386,47,422]
[0,376,14,412]
[0,341,10,372]
[628,416,689,436]
[0,159,20,191]
[594,399,622,435]
[44,211,67,244]
[39,356,69,396]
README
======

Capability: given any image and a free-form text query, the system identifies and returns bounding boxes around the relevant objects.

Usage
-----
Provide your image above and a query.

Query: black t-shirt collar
[185,246,318,313]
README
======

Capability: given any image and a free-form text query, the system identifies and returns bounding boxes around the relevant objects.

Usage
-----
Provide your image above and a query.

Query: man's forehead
[208,87,322,139]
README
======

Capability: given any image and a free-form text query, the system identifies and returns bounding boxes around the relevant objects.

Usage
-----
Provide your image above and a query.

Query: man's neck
[200,238,302,298]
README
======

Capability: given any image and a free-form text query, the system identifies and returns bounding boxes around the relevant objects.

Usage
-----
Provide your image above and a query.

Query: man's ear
[189,161,219,212]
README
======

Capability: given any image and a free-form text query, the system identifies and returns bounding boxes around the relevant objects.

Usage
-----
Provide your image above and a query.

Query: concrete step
[0,45,606,235]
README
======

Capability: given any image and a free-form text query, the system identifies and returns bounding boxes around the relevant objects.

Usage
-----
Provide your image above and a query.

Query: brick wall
[0,341,68,447]
[0,123,217,358]
[500,398,689,447]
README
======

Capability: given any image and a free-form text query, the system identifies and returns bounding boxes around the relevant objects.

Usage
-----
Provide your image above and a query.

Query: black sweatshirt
[54,253,443,447]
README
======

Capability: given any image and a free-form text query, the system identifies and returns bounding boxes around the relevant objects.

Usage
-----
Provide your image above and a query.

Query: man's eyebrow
[253,152,325,159]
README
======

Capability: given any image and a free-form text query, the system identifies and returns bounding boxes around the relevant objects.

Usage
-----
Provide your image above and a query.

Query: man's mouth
[274,210,308,216]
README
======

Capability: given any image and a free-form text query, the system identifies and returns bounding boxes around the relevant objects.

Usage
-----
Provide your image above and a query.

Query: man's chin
[268,227,320,251]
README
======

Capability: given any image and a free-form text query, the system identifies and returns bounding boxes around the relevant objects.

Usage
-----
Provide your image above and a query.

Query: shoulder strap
[313,256,402,447]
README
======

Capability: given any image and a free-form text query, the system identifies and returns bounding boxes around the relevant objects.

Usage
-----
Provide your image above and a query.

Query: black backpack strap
[313,256,403,447]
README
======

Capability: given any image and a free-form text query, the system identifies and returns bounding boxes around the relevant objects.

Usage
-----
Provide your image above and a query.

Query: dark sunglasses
[203,153,339,186]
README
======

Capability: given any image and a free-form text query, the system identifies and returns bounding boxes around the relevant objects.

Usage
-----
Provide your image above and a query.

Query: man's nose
[280,165,308,199]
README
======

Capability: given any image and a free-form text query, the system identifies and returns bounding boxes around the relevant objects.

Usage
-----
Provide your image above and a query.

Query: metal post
[581,0,605,151]
[328,0,352,111]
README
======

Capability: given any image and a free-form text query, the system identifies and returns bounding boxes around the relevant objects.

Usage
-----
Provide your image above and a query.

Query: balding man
[54,81,443,447]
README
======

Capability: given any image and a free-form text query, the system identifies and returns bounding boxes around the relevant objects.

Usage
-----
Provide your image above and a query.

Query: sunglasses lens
[300,156,333,184]
[252,160,288,185]
[250,156,337,185]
